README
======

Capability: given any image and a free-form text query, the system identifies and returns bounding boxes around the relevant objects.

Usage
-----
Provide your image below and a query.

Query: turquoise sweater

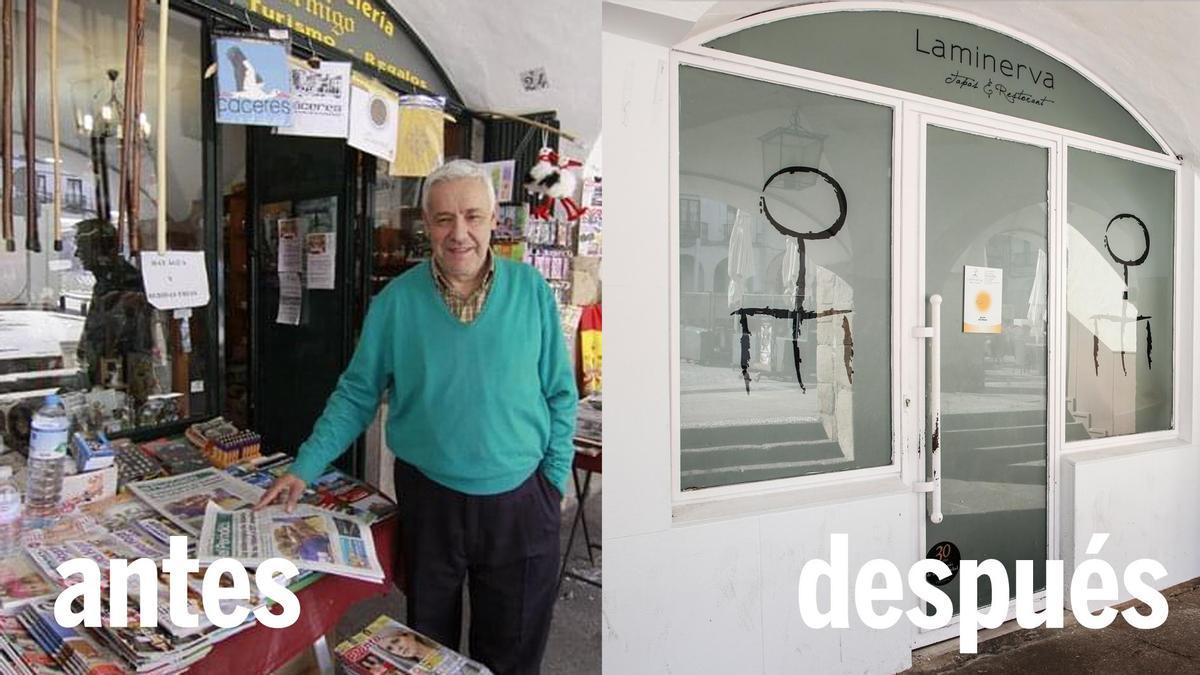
[289,259,579,495]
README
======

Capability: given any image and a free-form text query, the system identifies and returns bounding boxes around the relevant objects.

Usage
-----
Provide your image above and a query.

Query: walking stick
[24,0,40,252]
[117,0,135,249]
[155,0,168,253]
[128,0,147,254]
[0,0,12,252]
[50,0,61,250]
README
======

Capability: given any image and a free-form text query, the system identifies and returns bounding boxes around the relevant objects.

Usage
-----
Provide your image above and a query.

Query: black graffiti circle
[758,166,848,241]
[1103,213,1150,268]
[925,540,961,587]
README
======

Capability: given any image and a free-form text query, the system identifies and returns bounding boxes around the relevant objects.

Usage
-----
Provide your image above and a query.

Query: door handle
[913,294,943,524]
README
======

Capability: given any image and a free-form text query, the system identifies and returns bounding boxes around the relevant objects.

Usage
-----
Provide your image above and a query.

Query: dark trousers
[394,460,561,675]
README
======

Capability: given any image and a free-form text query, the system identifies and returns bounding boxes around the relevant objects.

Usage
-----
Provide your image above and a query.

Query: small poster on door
[347,80,399,162]
[140,251,210,310]
[963,265,1003,334]
[305,232,336,290]
[214,36,292,127]
[277,217,306,273]
[276,59,352,138]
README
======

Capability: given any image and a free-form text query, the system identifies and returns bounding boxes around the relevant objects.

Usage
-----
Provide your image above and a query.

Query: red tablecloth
[188,516,400,674]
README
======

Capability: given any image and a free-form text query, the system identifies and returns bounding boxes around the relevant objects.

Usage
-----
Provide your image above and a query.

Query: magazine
[0,554,58,614]
[37,594,221,675]
[197,503,384,582]
[225,459,397,525]
[0,614,61,674]
[305,469,397,524]
[23,532,194,641]
[79,494,191,554]
[25,534,129,593]
[59,467,119,512]
[127,469,264,536]
[16,603,124,675]
[335,615,492,675]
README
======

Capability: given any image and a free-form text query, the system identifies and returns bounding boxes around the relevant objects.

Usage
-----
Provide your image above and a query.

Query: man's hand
[254,474,307,513]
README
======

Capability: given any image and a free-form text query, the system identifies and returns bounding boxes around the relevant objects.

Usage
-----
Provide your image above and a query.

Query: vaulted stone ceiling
[388,0,601,156]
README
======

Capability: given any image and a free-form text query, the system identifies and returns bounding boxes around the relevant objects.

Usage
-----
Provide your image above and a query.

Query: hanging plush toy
[525,146,587,221]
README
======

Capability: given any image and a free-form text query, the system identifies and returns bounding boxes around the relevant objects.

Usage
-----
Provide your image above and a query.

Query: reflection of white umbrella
[1067,225,1135,352]
[1027,249,1047,340]
[727,209,756,308]
[781,239,800,291]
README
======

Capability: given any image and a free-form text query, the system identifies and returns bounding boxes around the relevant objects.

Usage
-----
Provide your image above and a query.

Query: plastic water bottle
[0,467,20,558]
[25,394,69,523]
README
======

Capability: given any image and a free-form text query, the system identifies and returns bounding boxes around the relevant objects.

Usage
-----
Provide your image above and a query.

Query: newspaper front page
[127,468,265,535]
[198,504,385,582]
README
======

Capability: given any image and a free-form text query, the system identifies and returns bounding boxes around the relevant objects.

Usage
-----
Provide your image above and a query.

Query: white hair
[421,159,496,214]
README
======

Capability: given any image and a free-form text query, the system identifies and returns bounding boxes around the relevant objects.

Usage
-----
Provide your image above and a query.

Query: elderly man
[257,159,578,675]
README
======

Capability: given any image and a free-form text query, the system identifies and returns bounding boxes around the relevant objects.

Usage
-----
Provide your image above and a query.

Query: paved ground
[333,475,602,675]
[907,580,1200,674]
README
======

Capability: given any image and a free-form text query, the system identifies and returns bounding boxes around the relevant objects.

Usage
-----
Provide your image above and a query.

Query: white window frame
[669,1,1187,515]
[910,109,1061,647]
[670,51,909,507]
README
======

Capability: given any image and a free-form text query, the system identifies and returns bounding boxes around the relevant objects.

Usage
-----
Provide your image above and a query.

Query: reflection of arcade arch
[680,254,697,292]
[713,258,728,297]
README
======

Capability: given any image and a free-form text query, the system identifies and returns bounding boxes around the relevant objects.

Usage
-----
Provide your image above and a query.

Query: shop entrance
[245,129,368,476]
[912,113,1054,645]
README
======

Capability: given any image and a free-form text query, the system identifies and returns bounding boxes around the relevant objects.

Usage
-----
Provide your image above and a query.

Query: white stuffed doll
[524,146,587,221]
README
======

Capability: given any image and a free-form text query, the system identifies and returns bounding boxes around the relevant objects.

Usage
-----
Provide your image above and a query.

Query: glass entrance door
[920,123,1050,622]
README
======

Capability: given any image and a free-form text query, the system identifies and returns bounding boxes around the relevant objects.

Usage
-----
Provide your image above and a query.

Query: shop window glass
[677,66,892,490]
[370,162,428,294]
[1066,148,1174,438]
[0,0,207,445]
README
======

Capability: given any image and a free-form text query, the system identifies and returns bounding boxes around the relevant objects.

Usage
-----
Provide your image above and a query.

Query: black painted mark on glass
[731,166,852,394]
[1093,214,1152,376]
[842,315,854,385]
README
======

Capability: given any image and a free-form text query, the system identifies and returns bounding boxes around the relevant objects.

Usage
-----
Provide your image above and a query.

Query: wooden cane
[156,0,168,253]
[50,0,61,250]
[23,0,38,252]
[0,0,12,252]
[117,0,135,248]
[128,0,147,254]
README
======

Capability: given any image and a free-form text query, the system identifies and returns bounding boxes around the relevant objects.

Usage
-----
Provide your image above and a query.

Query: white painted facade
[602,2,1200,672]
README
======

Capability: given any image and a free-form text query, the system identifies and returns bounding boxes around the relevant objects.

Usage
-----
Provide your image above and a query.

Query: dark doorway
[247,129,367,477]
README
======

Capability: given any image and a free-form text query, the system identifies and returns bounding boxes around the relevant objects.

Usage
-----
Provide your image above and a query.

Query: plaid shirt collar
[431,251,495,324]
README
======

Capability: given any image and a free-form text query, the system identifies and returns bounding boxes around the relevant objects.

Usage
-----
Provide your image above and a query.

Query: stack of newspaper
[21,531,235,673]
[14,602,125,675]
[127,468,266,536]
[335,615,492,675]
[6,487,286,673]
[0,455,396,672]
[198,503,385,583]
[126,466,386,582]
[0,614,61,674]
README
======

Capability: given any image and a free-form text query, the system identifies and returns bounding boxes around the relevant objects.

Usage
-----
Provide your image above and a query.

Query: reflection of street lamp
[759,110,825,190]
[74,69,152,142]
